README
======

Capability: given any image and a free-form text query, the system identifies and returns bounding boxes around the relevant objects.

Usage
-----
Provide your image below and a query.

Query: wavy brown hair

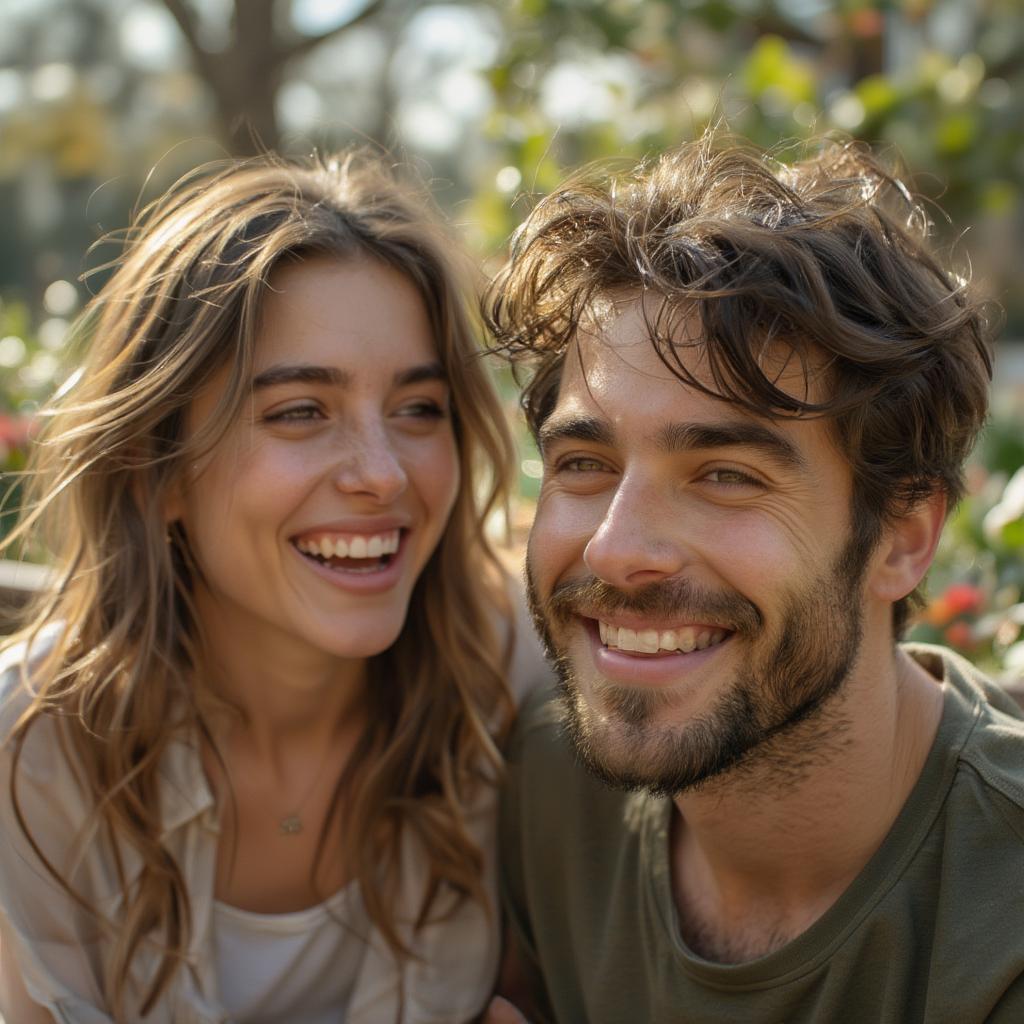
[4,151,516,1016]
[486,133,994,634]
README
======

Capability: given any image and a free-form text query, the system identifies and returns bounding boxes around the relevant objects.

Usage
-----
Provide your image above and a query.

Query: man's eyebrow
[657,421,806,469]
[537,415,615,453]
[251,361,446,390]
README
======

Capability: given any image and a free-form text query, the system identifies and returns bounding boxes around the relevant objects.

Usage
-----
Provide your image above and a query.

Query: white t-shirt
[214,884,368,1023]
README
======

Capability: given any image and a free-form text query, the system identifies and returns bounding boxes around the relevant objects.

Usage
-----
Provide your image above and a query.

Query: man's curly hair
[486,133,994,635]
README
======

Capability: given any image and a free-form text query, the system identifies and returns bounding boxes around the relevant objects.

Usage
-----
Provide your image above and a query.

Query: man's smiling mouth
[597,619,731,654]
[294,528,401,574]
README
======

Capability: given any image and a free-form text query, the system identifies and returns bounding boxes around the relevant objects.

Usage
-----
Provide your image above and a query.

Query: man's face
[526,300,875,796]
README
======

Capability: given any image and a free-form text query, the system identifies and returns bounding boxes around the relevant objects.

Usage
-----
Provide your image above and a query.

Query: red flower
[943,621,975,650]
[942,583,985,616]
[0,414,34,448]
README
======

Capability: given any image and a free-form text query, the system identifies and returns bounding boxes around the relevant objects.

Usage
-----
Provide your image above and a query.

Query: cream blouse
[0,621,544,1024]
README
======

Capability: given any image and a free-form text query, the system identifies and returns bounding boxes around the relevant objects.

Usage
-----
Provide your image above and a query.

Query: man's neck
[668,643,945,963]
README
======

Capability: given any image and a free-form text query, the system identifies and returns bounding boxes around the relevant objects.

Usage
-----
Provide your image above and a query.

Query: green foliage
[907,417,1024,682]
[743,36,816,105]
[470,0,1024,332]
[0,294,72,545]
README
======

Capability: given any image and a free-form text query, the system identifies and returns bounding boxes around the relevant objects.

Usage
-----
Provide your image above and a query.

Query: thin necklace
[278,741,336,837]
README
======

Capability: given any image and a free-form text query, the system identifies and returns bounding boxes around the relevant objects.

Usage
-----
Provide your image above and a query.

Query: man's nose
[331,423,408,504]
[583,474,691,588]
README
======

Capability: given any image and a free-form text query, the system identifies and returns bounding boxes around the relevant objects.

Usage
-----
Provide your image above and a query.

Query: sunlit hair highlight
[4,150,516,1017]
[486,132,993,635]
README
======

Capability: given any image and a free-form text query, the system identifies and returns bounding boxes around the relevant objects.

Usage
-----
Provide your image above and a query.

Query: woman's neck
[192,591,371,752]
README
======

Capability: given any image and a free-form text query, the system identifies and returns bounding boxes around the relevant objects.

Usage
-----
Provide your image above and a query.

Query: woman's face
[171,255,460,669]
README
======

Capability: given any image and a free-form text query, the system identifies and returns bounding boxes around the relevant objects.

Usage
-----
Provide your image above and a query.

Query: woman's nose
[331,425,408,504]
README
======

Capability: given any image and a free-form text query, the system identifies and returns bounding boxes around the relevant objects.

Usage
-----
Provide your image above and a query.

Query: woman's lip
[291,517,409,540]
[290,530,410,595]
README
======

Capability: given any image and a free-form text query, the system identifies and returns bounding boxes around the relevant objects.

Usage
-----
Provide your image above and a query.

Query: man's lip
[576,612,735,633]
[584,617,733,686]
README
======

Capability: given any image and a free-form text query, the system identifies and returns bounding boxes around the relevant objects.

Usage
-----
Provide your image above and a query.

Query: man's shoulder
[906,641,1024,719]
[507,685,574,777]
[909,643,1024,837]
[514,683,565,734]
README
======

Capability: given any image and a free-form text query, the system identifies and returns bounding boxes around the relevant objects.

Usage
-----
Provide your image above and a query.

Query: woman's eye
[265,404,323,423]
[396,400,446,420]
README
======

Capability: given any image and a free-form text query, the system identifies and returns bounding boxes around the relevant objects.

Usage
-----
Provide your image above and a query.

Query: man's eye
[703,468,761,487]
[557,456,609,473]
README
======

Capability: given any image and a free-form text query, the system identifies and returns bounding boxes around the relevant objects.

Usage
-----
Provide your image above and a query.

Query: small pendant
[279,815,303,836]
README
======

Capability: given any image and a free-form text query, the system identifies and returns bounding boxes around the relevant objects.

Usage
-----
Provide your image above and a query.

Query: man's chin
[556,676,725,797]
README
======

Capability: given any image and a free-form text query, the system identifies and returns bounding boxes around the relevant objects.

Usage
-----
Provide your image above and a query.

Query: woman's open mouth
[293,528,402,575]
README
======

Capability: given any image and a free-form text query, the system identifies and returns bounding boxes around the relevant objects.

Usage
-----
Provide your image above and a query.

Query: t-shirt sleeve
[0,658,115,1022]
[983,971,1024,1023]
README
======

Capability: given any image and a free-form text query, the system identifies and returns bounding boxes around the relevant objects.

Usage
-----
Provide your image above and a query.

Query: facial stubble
[525,537,867,797]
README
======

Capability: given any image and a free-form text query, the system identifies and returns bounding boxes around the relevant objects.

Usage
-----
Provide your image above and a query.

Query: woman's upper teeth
[296,529,400,558]
[598,620,727,653]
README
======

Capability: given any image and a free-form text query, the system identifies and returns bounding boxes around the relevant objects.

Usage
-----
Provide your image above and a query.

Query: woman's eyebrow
[393,361,446,387]
[252,364,349,389]
[251,361,446,390]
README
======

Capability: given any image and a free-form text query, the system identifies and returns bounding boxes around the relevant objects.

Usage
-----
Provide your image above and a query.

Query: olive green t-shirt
[499,646,1024,1023]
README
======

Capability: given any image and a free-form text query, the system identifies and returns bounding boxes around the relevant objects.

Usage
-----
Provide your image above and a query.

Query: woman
[0,151,529,1022]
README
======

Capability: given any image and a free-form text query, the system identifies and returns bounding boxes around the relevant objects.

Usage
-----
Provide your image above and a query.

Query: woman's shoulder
[0,622,65,732]
[0,622,89,805]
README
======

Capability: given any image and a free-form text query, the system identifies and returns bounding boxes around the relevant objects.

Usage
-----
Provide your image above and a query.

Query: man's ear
[867,490,947,604]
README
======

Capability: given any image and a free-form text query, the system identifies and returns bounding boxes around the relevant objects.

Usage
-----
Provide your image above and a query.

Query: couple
[1,134,1022,1023]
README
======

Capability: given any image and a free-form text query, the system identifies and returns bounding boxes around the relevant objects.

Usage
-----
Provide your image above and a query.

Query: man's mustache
[540,574,763,636]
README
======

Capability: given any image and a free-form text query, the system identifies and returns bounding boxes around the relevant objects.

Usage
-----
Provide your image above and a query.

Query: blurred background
[0,0,1022,678]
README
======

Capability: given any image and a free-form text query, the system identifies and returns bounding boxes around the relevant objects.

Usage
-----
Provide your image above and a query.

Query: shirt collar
[157,730,217,837]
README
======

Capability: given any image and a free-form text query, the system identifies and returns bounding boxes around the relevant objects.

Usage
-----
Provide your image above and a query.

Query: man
[484,137,1024,1023]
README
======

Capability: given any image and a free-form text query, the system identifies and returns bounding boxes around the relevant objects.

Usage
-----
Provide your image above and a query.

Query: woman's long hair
[3,151,516,1016]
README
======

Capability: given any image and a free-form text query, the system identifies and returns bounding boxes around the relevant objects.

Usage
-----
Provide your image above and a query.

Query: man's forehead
[570,294,827,407]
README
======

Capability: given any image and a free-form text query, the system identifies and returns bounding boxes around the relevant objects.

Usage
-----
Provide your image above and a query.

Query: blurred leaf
[1002,519,1024,550]
[856,74,899,117]
[935,111,977,154]
[981,180,1018,216]
[981,420,1024,478]
[743,36,816,104]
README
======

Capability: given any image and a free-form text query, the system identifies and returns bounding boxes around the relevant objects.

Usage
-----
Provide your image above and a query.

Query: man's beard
[525,536,868,797]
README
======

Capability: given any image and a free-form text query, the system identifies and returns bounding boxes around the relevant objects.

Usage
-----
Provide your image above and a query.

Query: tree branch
[161,0,206,58]
[280,0,387,62]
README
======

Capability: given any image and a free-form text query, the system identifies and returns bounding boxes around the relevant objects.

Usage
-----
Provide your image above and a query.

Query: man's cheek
[532,497,603,566]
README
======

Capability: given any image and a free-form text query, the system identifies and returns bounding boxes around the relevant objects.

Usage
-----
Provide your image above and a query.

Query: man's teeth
[597,620,728,653]
[295,529,400,559]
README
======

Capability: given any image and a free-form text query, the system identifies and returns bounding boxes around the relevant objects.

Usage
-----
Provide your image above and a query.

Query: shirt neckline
[213,880,360,933]
[642,646,984,990]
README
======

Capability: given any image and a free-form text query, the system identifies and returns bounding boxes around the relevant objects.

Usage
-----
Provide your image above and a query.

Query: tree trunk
[160,0,385,156]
